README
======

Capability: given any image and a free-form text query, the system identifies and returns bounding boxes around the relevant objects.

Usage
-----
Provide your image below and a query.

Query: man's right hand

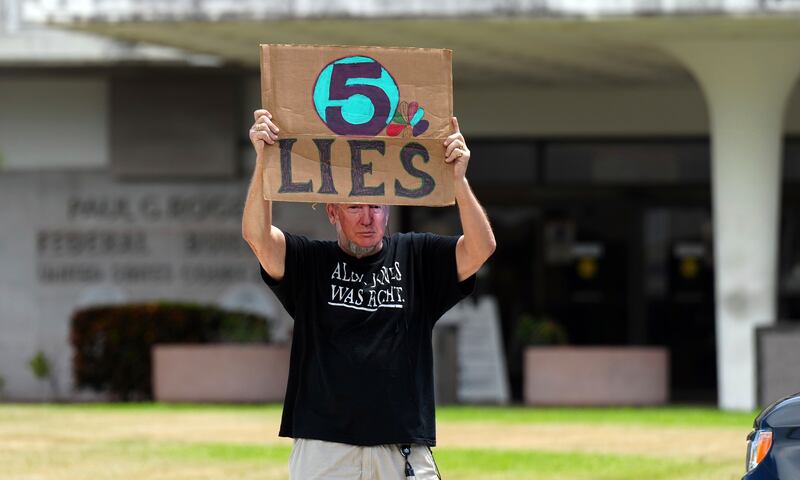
[250,108,280,155]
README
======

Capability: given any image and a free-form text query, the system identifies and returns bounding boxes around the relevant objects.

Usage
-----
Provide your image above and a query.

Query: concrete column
[2,0,20,33]
[662,41,800,410]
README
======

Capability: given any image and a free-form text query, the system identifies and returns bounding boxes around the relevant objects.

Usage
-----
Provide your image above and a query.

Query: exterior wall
[0,72,336,401]
[0,171,333,400]
[0,77,108,170]
[110,74,238,178]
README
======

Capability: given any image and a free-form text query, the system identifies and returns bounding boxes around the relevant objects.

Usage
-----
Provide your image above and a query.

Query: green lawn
[437,404,756,427]
[0,403,754,480]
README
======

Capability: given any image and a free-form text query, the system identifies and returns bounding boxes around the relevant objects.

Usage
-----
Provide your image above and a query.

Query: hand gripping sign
[260,44,455,206]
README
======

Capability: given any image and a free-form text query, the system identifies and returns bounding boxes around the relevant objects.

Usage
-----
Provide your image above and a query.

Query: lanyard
[399,444,415,480]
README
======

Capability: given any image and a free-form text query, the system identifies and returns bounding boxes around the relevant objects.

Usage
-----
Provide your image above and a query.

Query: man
[242,108,495,479]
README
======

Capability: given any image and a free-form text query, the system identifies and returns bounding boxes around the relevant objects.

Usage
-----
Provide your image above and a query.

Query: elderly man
[242,108,495,480]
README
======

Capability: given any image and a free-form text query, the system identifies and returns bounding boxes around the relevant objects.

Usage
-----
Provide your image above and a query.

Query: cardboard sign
[260,44,454,206]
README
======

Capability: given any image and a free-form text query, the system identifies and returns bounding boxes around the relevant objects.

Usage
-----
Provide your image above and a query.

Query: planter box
[152,344,290,403]
[524,347,669,406]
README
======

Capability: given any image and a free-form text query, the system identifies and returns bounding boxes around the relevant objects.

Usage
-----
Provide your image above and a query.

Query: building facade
[2,0,800,410]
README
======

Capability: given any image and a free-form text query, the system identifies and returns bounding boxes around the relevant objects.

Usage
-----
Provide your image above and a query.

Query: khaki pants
[289,438,441,480]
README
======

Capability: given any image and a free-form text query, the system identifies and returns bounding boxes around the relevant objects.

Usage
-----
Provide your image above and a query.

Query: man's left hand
[444,117,470,182]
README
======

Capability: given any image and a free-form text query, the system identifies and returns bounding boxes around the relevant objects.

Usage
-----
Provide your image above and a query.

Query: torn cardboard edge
[259,43,454,206]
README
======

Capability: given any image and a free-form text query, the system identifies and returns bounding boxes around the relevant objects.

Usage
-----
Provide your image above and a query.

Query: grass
[0,403,753,480]
[437,405,757,427]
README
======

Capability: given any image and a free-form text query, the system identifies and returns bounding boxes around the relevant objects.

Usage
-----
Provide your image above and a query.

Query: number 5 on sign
[313,57,400,137]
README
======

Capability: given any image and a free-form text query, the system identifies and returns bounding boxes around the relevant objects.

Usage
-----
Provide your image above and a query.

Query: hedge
[70,302,271,400]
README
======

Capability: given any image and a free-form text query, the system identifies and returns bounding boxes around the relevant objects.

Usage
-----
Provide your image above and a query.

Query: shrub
[70,302,270,400]
[515,314,568,346]
[28,351,58,401]
[29,351,51,380]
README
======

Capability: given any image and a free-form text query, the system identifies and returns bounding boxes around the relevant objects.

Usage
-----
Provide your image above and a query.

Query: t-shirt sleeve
[418,233,476,321]
[258,231,309,316]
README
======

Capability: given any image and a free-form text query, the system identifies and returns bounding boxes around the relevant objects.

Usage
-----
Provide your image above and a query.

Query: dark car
[743,392,800,479]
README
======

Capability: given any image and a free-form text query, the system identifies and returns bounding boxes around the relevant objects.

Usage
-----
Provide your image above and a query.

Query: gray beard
[345,240,382,258]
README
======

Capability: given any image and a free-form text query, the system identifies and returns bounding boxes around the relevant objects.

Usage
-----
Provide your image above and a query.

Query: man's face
[327,204,389,251]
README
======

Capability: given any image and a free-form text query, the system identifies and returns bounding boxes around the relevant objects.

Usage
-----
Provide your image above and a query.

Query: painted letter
[349,140,385,197]
[278,139,313,193]
[395,142,435,198]
[314,139,337,194]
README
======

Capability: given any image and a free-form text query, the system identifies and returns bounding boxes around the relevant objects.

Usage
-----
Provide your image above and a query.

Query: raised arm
[444,117,497,282]
[242,109,287,281]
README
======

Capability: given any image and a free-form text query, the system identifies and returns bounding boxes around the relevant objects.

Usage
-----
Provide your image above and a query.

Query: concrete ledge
[152,344,289,403]
[758,324,800,406]
[524,347,669,406]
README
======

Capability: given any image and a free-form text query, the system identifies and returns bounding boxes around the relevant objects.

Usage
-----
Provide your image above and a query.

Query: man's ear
[326,203,337,225]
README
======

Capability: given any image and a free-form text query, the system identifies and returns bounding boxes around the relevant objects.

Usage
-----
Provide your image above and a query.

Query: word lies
[278,138,435,199]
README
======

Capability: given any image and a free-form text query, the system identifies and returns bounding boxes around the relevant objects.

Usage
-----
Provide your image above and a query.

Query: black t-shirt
[260,231,475,446]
